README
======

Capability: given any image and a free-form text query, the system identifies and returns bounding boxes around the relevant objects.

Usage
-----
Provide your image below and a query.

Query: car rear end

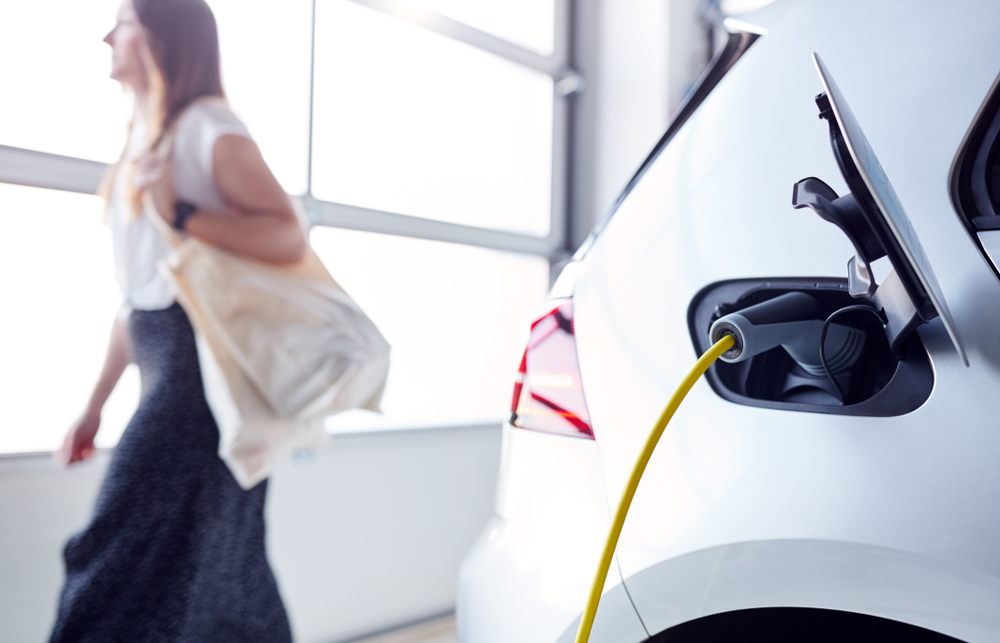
[459,1,1000,641]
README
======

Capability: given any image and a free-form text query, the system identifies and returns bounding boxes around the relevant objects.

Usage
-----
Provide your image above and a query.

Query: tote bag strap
[144,96,229,248]
[142,121,185,248]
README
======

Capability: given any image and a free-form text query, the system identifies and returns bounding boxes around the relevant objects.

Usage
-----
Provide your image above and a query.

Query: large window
[311,228,548,429]
[311,0,553,235]
[0,0,573,453]
[210,0,313,194]
[0,0,126,162]
[0,184,139,454]
[413,0,555,55]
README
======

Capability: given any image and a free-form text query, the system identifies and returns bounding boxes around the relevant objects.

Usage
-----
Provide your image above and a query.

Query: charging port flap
[793,53,968,365]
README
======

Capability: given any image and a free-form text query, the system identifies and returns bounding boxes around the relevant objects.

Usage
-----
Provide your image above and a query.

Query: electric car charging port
[688,278,933,417]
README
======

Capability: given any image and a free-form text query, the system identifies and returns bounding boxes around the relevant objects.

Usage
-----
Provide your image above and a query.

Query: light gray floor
[356,616,457,643]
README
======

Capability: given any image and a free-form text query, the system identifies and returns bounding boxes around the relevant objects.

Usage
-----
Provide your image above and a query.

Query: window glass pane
[0,0,126,162]
[0,1,310,195]
[311,0,553,237]
[414,0,555,55]
[0,183,138,454]
[207,0,312,194]
[0,186,549,452]
[310,227,549,430]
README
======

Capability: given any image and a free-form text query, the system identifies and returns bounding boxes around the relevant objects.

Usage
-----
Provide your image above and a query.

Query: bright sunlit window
[311,0,553,236]
[0,0,562,454]
[0,0,311,195]
[415,0,556,55]
[208,0,312,194]
[0,0,127,162]
[0,184,138,454]
[311,228,549,429]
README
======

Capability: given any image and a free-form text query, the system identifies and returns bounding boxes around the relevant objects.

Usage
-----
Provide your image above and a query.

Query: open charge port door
[685,54,975,418]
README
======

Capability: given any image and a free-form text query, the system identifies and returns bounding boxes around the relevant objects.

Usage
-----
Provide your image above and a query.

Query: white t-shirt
[107,99,252,313]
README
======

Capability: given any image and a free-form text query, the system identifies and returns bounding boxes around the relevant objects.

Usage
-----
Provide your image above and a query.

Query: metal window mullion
[549,92,569,262]
[306,0,318,195]
[0,145,558,257]
[0,145,106,195]
[343,0,562,77]
[547,0,572,265]
[304,197,558,257]
[552,0,572,70]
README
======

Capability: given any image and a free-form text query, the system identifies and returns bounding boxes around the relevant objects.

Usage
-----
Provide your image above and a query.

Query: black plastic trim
[647,607,962,643]
[689,278,934,417]
[950,69,1000,282]
[973,214,1000,230]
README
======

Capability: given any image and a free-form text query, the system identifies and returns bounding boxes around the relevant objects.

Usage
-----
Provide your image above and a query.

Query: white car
[457,1,1000,641]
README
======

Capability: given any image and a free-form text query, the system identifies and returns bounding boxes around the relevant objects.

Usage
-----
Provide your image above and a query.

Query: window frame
[0,0,576,260]
[950,66,1000,281]
[0,0,576,453]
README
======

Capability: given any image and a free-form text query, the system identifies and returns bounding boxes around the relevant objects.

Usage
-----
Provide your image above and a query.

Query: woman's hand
[55,316,131,466]
[56,409,101,466]
[134,154,175,226]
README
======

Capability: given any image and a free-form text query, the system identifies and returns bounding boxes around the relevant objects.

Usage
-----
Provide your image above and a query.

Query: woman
[51,0,303,640]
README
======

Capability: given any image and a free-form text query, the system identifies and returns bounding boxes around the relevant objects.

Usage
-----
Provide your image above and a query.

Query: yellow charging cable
[574,334,735,643]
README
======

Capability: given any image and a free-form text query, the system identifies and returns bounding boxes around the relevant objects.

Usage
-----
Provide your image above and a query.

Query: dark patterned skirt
[49,303,292,643]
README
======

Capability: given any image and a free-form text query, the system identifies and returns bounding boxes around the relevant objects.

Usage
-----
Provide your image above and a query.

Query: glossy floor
[357,616,456,643]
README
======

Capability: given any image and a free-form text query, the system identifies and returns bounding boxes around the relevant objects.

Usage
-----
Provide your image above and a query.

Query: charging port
[689,278,933,417]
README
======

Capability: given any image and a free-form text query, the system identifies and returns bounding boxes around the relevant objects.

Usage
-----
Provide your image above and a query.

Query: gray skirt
[49,303,293,643]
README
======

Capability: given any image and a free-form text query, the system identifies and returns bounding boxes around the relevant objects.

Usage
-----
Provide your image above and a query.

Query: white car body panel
[621,540,1000,641]
[457,426,648,643]
[461,0,1000,640]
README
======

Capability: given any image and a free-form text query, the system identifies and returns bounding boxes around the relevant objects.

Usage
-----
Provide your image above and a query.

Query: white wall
[0,423,501,643]
[569,0,708,250]
[592,0,670,228]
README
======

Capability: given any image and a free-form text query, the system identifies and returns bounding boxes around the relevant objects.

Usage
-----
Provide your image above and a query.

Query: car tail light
[510,299,593,439]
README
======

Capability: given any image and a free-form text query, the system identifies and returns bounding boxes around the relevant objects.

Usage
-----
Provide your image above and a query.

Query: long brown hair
[135,0,225,147]
[100,0,226,213]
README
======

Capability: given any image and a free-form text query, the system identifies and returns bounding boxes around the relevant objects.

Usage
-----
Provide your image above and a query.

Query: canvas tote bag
[144,119,390,489]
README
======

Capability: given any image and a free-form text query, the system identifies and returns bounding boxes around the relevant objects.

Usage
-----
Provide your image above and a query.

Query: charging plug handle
[711,292,825,362]
[792,177,887,299]
[710,292,867,374]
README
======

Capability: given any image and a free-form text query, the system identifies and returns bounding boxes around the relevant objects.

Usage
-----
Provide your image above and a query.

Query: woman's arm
[185,135,306,265]
[56,314,132,465]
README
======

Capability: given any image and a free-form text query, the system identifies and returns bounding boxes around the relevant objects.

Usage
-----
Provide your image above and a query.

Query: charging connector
[709,292,866,376]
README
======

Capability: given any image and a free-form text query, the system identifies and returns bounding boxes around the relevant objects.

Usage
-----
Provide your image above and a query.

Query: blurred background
[0,0,771,641]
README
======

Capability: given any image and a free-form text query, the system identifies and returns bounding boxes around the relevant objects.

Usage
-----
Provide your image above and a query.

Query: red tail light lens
[510,299,593,439]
